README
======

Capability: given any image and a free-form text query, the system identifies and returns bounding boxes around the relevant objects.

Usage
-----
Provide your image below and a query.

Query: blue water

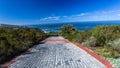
[28,21,120,33]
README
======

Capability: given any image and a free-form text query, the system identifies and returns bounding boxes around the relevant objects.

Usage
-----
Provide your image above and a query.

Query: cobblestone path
[8,36,107,68]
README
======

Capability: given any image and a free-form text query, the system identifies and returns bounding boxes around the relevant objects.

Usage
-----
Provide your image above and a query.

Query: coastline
[28,21,120,33]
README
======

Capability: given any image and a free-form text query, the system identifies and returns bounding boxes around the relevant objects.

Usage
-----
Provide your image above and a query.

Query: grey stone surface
[9,36,106,68]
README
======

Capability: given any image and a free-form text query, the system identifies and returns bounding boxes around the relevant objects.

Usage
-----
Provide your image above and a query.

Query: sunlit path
[8,36,110,68]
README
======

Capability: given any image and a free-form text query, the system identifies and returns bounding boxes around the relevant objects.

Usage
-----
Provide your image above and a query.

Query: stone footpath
[7,36,109,68]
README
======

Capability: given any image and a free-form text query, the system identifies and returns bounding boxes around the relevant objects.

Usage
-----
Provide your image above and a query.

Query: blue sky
[0,0,120,25]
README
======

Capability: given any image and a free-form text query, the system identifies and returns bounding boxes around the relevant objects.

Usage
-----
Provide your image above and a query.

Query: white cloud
[63,16,68,17]
[102,11,108,13]
[102,10,120,14]
[40,16,60,21]
[109,10,115,13]
[117,14,120,16]
[76,13,89,16]
[38,9,120,23]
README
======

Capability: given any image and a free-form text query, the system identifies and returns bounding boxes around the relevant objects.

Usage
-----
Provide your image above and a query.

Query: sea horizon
[28,20,120,33]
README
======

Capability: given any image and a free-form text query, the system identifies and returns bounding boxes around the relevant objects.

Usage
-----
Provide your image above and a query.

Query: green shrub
[94,46,119,58]
[59,24,120,58]
[108,38,120,53]
[81,36,96,47]
[0,26,47,64]
[47,32,58,36]
[59,24,77,36]
[73,30,91,43]
[92,25,120,46]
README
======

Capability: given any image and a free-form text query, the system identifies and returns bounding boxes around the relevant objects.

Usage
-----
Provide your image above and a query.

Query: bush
[59,24,120,58]
[81,36,96,47]
[94,46,119,58]
[0,26,47,64]
[108,38,120,53]
[73,30,91,43]
[47,32,58,36]
[92,25,120,46]
[59,24,77,36]
[59,24,77,41]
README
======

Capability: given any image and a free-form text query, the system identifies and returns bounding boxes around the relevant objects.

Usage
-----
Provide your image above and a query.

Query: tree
[59,24,77,35]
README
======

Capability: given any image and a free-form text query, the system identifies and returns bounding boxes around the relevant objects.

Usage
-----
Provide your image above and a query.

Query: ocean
[28,21,120,33]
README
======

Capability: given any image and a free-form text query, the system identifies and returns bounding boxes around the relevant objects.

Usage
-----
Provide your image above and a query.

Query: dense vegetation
[59,24,120,58]
[47,32,59,36]
[0,25,47,64]
[1,24,120,64]
[59,24,77,41]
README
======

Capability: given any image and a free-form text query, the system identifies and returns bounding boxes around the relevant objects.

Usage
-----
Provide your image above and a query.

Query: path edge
[60,36,113,68]
[72,42,113,68]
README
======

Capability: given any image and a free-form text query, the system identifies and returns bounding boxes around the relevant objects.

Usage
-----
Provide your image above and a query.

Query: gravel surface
[9,36,106,68]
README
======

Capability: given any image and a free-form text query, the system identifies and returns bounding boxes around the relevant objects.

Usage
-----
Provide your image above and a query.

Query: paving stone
[9,36,106,68]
